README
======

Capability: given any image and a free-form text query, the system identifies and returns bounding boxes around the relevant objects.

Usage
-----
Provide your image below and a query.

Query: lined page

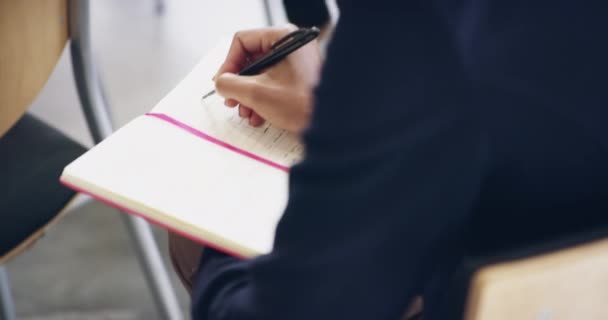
[61,38,304,256]
[62,116,289,256]
[151,38,303,167]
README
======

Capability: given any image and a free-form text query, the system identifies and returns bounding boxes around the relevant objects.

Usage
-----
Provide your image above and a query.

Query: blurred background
[4,1,336,319]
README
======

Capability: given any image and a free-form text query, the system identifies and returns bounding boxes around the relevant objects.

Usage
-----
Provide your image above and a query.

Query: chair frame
[0,1,274,319]
[0,1,184,319]
[68,0,183,319]
[0,268,15,320]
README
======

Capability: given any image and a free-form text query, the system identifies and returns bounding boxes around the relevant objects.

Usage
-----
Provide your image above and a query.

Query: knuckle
[215,77,226,90]
[283,23,298,32]
[247,83,262,101]
[215,77,231,95]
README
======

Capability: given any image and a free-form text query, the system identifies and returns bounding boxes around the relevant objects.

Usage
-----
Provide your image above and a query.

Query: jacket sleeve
[192,3,488,320]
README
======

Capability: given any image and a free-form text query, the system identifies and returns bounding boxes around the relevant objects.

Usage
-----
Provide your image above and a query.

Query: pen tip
[202,90,215,100]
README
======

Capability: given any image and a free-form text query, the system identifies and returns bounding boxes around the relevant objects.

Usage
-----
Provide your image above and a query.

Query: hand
[214,26,322,133]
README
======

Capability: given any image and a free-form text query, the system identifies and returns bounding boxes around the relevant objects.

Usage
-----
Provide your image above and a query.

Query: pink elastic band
[145,112,289,172]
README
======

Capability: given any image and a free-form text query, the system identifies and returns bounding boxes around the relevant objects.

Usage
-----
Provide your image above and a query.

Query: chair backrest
[462,234,608,320]
[0,0,68,137]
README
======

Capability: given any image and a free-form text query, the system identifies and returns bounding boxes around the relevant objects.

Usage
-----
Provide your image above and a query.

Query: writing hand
[214,26,322,133]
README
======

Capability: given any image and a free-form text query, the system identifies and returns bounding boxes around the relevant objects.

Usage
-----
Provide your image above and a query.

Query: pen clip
[270,27,320,51]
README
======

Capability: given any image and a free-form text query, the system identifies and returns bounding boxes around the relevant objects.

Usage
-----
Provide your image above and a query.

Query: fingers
[216,73,309,132]
[215,25,299,128]
[249,112,265,127]
[239,105,252,118]
[217,73,271,128]
[237,105,264,127]
[215,25,298,77]
[224,98,238,108]
[215,73,264,110]
[216,73,282,117]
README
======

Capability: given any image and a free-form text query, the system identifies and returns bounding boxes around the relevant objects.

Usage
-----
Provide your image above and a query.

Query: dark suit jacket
[192,1,608,319]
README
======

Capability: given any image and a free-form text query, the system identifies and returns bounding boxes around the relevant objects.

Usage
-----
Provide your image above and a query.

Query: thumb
[215,73,273,113]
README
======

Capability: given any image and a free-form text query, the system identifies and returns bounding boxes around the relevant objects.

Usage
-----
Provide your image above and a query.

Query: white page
[63,116,288,256]
[62,38,304,256]
[151,38,303,167]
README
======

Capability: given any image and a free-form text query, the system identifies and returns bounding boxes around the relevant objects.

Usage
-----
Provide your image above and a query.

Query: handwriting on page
[199,95,304,167]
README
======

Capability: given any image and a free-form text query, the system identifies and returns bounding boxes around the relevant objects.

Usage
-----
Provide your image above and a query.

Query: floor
[5,1,289,319]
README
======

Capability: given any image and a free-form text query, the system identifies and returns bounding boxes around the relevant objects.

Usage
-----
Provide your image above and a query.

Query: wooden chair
[0,1,182,318]
[439,228,608,319]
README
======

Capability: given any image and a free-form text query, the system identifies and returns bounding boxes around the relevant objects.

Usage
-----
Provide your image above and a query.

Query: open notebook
[60,39,303,258]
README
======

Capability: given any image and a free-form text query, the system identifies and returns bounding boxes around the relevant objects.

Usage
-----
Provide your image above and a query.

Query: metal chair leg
[0,267,16,320]
[262,0,274,26]
[69,1,183,319]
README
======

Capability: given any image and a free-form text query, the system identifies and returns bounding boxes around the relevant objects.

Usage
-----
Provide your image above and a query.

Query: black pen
[202,27,320,100]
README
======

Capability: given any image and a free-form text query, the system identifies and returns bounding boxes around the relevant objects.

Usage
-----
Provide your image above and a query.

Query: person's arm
[168,232,204,293]
[193,4,487,319]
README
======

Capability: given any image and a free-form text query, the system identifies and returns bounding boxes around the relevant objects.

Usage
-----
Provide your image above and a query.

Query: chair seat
[0,114,86,261]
